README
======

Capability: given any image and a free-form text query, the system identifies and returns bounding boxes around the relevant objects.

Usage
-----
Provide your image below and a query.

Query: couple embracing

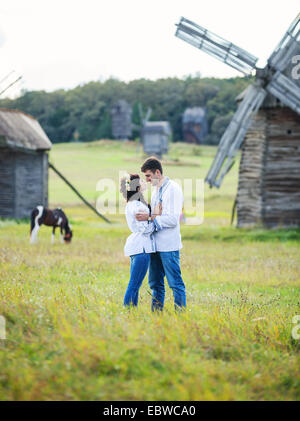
[120,157,186,312]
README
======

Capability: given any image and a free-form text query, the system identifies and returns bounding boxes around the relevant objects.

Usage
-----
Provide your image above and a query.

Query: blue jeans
[148,251,186,311]
[123,252,150,307]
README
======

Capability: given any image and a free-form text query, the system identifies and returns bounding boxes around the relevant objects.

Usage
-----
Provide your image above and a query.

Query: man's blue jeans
[123,252,150,307]
[148,250,186,311]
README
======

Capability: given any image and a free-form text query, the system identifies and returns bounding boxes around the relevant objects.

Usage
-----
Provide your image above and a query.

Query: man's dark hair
[141,156,163,174]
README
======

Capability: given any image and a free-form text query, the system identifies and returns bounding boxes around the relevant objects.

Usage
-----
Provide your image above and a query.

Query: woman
[120,173,161,307]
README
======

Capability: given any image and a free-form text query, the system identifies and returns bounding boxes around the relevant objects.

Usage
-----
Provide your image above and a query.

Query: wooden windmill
[175,14,300,227]
[137,103,170,158]
[182,107,208,144]
[111,99,132,140]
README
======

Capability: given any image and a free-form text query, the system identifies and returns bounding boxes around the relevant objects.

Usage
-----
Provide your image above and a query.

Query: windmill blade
[138,103,143,119]
[138,103,144,125]
[144,107,152,123]
[266,71,300,115]
[0,70,15,85]
[268,13,300,73]
[0,75,22,97]
[175,17,258,75]
[205,83,267,188]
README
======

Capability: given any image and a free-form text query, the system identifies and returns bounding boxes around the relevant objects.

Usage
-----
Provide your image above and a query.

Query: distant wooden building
[182,107,208,144]
[111,100,132,140]
[236,92,300,228]
[0,109,52,218]
[142,121,171,158]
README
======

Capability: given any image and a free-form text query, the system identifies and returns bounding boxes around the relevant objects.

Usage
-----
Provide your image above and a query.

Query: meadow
[0,140,299,401]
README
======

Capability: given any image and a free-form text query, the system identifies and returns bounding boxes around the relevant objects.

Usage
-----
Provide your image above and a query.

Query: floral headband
[123,174,146,193]
[124,174,131,191]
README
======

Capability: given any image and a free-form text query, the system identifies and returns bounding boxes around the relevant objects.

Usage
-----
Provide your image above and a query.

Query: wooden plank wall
[263,107,300,227]
[111,104,132,139]
[236,111,267,227]
[0,149,15,217]
[237,107,300,228]
[14,151,47,218]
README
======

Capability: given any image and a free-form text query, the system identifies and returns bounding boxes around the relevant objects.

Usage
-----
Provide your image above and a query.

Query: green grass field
[48,140,238,225]
[0,140,300,400]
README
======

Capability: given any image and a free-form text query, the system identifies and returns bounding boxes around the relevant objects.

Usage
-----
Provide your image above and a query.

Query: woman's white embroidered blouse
[124,200,156,256]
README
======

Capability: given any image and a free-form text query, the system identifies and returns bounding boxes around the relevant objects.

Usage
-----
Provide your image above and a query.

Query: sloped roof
[183,107,206,123]
[111,99,132,115]
[0,108,52,151]
[143,121,171,135]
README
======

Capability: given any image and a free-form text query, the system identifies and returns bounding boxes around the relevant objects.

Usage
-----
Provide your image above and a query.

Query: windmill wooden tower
[111,99,132,140]
[182,107,208,144]
[136,103,170,158]
[175,14,300,228]
[142,121,170,158]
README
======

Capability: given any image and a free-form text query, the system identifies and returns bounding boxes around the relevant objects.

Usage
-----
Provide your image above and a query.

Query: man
[136,157,186,312]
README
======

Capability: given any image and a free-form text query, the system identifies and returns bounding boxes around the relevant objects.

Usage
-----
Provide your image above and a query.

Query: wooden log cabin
[0,109,52,219]
[236,93,300,228]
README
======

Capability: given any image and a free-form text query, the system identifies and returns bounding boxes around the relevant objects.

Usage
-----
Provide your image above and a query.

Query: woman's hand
[136,212,148,221]
[136,203,162,222]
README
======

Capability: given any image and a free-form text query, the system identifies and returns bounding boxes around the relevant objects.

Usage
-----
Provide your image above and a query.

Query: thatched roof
[0,108,52,151]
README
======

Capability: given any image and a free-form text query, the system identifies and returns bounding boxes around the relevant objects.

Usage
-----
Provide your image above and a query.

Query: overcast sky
[1,0,299,97]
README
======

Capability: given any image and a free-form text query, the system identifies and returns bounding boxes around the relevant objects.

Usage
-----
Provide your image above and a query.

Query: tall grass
[0,141,299,400]
[0,220,299,400]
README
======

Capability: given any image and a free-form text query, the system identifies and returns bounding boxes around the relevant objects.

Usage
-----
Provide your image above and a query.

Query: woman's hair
[120,174,147,206]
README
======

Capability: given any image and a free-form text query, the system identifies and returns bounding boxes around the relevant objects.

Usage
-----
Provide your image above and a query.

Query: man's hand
[136,212,148,221]
[136,203,162,222]
[153,203,162,216]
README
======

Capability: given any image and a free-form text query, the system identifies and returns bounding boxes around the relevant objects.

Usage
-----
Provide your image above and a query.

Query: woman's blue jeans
[123,252,150,307]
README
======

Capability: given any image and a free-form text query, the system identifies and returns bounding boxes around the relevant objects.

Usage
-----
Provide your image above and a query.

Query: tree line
[0,75,252,144]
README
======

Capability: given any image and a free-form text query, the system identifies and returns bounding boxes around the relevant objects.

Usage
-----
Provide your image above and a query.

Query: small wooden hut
[182,107,208,144]
[236,92,300,228]
[0,109,52,218]
[142,121,171,158]
[111,100,132,140]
